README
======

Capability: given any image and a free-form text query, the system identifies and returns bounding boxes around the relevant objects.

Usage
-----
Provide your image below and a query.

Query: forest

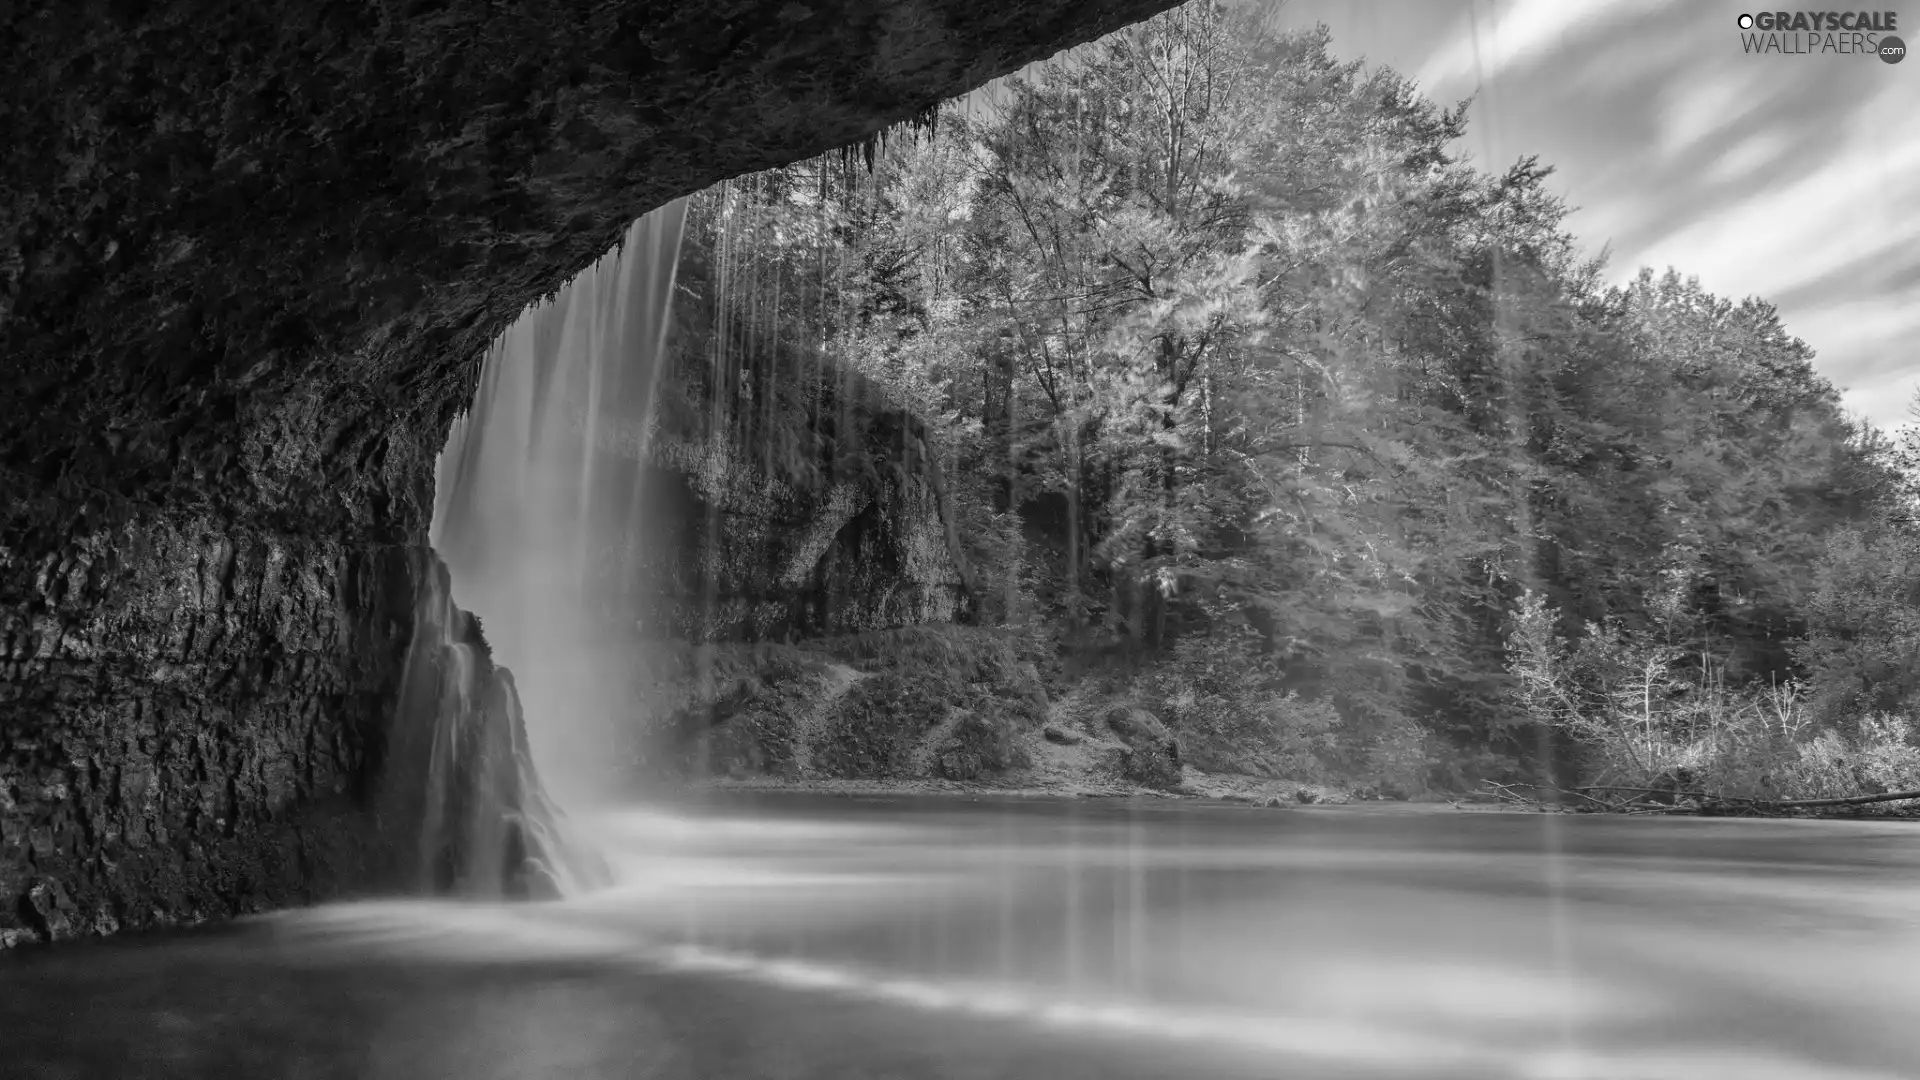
[649,3,1920,804]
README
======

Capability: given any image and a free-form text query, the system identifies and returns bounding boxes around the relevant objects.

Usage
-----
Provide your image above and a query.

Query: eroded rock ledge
[1,517,421,946]
[1,0,1181,944]
[3,0,1179,539]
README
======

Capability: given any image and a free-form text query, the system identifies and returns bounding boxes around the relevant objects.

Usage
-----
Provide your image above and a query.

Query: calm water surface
[4,795,1918,1080]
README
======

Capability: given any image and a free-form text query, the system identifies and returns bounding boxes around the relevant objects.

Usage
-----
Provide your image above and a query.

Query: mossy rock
[699,703,800,778]
[1105,706,1182,789]
[812,671,957,777]
[933,711,1031,781]
[1118,744,1182,789]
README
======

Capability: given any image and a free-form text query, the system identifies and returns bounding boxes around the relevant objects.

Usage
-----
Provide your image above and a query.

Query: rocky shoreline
[638,625,1434,812]
[691,735,1386,808]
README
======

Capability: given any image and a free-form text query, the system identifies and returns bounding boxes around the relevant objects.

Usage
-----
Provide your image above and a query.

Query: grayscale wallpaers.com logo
[1736,10,1905,60]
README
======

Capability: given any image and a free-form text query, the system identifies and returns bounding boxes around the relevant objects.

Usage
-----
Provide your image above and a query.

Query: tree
[647,4,1914,792]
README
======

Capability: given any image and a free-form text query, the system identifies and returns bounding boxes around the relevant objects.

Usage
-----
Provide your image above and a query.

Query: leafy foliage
[671,2,1911,790]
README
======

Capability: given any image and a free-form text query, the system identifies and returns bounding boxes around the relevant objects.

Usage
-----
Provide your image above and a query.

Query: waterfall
[389,557,607,898]
[429,200,693,830]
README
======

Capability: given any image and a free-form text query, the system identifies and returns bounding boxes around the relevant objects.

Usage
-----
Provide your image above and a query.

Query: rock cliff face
[386,558,609,900]
[0,518,422,948]
[2,0,1182,945]
[643,371,968,643]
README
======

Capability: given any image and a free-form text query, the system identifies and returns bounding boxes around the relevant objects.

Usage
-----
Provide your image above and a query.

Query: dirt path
[789,662,867,777]
[904,706,968,777]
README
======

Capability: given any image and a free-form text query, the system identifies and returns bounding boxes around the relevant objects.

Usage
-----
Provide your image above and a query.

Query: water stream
[5,799,1918,1079]
[431,200,692,810]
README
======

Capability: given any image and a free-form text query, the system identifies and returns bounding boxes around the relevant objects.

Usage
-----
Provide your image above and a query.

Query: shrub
[1148,632,1344,781]
[1506,587,1920,801]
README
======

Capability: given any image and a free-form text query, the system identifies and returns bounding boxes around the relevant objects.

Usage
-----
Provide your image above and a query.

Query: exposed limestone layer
[0,518,420,947]
[2,0,1182,945]
[387,556,610,903]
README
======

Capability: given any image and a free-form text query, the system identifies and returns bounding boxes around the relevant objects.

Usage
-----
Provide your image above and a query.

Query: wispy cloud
[1413,0,1671,91]
[1275,0,1920,429]
[1602,66,1920,425]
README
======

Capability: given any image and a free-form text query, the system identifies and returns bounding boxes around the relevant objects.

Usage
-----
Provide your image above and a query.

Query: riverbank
[691,766,1920,819]
[655,627,1920,820]
[651,625,1435,807]
[692,742,1387,808]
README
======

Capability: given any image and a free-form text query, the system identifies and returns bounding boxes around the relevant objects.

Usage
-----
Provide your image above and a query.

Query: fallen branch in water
[1765,788,1920,809]
[1476,780,1920,815]
[1571,783,1738,801]
[1479,780,1603,811]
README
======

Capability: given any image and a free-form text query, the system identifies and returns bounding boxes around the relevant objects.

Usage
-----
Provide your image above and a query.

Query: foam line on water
[638,942,1909,1080]
[260,900,1908,1080]
[643,941,1493,1070]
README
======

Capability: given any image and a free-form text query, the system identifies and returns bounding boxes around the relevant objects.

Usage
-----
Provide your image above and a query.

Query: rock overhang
[2,0,1185,543]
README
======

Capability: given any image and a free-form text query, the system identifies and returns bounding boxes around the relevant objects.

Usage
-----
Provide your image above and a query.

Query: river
[4,795,1917,1079]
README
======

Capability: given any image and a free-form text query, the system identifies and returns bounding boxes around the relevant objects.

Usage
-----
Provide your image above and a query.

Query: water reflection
[4,797,1919,1080]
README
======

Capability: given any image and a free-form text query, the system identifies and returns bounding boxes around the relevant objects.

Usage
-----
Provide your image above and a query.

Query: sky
[1259,0,1919,432]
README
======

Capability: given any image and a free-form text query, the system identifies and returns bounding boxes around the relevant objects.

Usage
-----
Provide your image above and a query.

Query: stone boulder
[1043,724,1083,746]
[932,711,1031,781]
[1104,706,1182,789]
